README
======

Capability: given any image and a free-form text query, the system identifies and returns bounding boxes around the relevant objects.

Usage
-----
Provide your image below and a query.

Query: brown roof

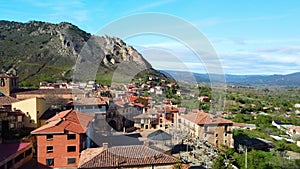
[0,96,19,106]
[31,109,93,134]
[72,97,108,106]
[15,88,85,95]
[133,113,156,119]
[78,145,177,168]
[181,110,233,125]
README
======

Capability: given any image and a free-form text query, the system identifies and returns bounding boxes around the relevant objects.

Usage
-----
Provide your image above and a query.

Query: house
[0,142,33,169]
[78,143,177,169]
[31,109,93,168]
[198,96,210,102]
[287,126,300,137]
[68,97,109,114]
[133,109,159,130]
[0,94,19,111]
[177,110,234,148]
[14,88,86,105]
[11,97,48,128]
[233,123,256,130]
[0,108,24,130]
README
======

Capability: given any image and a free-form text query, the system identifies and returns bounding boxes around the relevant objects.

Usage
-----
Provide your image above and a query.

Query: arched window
[0,78,5,87]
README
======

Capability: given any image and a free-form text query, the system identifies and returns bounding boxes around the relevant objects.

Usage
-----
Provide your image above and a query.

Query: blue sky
[1,0,300,75]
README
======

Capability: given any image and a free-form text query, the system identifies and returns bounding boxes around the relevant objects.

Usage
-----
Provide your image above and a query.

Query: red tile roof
[78,145,177,168]
[128,96,139,103]
[31,109,93,134]
[181,110,233,125]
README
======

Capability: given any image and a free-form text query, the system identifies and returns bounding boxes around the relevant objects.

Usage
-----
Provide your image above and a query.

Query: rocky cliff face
[0,20,152,85]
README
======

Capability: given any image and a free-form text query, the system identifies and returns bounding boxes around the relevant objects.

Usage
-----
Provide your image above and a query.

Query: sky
[1,0,300,75]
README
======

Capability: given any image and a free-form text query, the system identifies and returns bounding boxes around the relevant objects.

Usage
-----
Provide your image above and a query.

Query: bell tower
[0,68,18,96]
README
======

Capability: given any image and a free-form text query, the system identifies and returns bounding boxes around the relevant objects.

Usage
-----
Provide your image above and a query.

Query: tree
[292,134,300,141]
[212,154,227,169]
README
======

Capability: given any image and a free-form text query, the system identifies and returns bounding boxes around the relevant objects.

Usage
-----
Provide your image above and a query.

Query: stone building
[0,70,18,96]
[177,110,234,148]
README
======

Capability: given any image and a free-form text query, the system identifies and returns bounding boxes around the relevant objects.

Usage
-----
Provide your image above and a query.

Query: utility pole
[245,147,248,169]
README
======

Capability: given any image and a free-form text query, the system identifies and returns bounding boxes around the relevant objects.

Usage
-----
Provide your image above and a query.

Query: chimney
[103,142,108,150]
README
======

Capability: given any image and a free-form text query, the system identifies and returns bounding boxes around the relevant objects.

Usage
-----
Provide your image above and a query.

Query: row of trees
[212,148,300,169]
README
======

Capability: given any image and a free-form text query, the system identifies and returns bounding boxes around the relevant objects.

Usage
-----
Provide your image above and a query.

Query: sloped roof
[0,95,19,106]
[72,97,108,106]
[31,109,93,134]
[133,113,156,119]
[147,129,172,140]
[78,145,177,168]
[181,110,233,125]
[16,88,85,95]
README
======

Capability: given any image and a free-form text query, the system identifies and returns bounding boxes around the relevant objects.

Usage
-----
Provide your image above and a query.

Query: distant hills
[0,20,156,86]
[162,70,300,86]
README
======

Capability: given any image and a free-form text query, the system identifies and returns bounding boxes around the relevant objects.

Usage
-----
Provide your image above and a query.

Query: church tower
[0,68,18,96]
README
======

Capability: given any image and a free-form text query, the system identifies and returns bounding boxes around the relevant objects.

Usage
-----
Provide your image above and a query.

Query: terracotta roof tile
[78,145,177,168]
[181,110,233,125]
[31,109,93,134]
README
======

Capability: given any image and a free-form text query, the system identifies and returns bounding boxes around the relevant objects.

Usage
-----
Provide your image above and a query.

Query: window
[47,146,53,153]
[224,125,228,131]
[9,123,15,129]
[215,133,218,137]
[225,133,227,137]
[67,146,76,152]
[17,116,22,122]
[46,158,54,166]
[225,140,227,144]
[67,158,76,164]
[67,134,76,140]
[46,135,53,140]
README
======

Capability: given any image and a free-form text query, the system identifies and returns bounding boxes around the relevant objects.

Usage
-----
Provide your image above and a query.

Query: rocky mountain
[0,20,152,85]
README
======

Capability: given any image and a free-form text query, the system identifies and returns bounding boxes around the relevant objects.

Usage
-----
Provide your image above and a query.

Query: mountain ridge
[0,20,153,85]
[161,70,300,86]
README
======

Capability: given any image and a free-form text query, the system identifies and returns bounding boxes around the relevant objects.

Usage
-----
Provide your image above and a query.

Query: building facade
[12,97,48,128]
[177,110,234,148]
[31,109,93,168]
[0,72,18,96]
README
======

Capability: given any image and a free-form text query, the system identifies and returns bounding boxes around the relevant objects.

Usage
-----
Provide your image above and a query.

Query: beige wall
[177,116,234,148]
[12,97,48,128]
